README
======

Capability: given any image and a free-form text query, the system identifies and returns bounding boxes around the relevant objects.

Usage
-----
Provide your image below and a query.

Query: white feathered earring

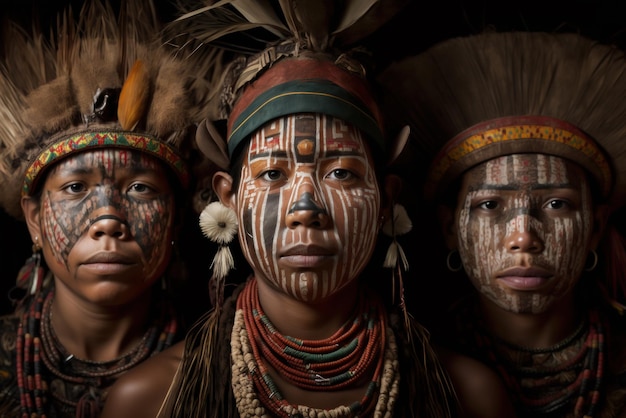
[382,203,413,330]
[199,201,238,281]
[382,203,412,271]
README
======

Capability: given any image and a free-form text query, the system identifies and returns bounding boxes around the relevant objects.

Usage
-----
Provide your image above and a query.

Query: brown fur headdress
[378,31,626,210]
[0,0,212,219]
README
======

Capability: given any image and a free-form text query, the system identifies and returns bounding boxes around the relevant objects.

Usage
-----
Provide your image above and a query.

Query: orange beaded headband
[425,115,612,200]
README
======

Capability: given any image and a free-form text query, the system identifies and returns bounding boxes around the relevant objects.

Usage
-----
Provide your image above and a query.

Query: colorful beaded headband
[22,130,189,196]
[425,115,612,200]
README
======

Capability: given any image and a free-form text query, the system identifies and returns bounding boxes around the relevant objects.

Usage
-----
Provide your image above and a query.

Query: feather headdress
[165,0,410,169]
[378,31,626,209]
[0,0,212,220]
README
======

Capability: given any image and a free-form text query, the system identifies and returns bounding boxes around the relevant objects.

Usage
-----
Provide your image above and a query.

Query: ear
[21,195,42,244]
[438,203,458,250]
[212,171,235,210]
[590,203,610,250]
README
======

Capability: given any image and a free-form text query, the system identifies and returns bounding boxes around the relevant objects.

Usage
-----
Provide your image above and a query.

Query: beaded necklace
[461,306,606,418]
[16,286,178,418]
[231,278,399,417]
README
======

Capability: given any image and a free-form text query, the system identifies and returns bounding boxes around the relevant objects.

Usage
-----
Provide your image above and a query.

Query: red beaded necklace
[238,278,387,416]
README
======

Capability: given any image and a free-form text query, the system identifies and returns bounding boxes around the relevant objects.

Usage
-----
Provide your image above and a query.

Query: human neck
[477,293,581,349]
[50,282,153,362]
[255,276,361,340]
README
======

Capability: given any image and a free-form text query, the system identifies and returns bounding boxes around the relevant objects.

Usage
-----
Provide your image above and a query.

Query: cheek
[128,197,175,263]
[543,216,588,278]
[42,195,91,265]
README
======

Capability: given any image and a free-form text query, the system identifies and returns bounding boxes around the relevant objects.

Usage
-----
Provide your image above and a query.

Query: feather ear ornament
[199,201,238,281]
[382,203,412,271]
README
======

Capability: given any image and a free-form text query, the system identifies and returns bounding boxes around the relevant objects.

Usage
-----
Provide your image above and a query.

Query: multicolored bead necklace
[462,307,606,417]
[16,286,178,417]
[231,278,398,417]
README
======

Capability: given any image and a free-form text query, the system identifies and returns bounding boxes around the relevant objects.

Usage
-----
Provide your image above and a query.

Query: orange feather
[118,59,150,131]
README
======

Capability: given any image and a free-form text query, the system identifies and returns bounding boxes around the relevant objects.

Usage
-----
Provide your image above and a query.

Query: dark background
[2,0,626,319]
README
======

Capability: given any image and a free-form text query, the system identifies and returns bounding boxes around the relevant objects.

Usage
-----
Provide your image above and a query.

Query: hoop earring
[446,250,463,272]
[584,250,598,272]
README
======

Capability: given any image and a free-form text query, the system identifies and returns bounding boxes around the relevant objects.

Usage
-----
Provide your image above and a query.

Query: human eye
[544,198,570,210]
[326,168,354,181]
[259,169,284,182]
[127,182,161,199]
[63,182,87,194]
[129,183,152,193]
[477,200,499,210]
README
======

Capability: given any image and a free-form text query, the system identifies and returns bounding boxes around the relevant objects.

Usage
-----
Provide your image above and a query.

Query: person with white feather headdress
[0,0,214,416]
[101,1,518,417]
[378,31,626,418]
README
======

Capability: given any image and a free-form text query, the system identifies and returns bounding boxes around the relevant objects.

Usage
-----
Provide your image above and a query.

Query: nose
[505,212,544,253]
[285,191,329,229]
[88,214,130,240]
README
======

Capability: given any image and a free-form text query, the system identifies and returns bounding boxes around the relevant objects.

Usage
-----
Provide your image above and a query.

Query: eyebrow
[55,165,161,176]
[477,182,576,191]
[250,150,289,161]
[249,149,364,161]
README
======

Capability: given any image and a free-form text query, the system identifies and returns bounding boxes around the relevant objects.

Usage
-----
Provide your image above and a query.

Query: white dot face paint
[236,113,381,303]
[454,154,594,314]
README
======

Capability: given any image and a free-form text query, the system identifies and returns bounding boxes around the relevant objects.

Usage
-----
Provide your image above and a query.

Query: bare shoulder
[101,341,185,418]
[436,346,517,418]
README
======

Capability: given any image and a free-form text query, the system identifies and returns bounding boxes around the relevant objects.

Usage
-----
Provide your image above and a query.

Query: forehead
[50,149,165,170]
[464,154,587,188]
[249,113,368,157]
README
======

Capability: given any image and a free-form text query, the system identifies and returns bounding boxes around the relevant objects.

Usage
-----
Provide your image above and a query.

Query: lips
[83,252,134,264]
[279,244,336,268]
[496,266,553,291]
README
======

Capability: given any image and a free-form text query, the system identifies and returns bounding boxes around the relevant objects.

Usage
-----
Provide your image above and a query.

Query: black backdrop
[1,0,626,319]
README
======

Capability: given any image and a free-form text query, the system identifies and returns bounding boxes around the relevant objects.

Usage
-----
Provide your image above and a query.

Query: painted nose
[286,191,329,228]
[88,214,130,240]
[505,214,544,253]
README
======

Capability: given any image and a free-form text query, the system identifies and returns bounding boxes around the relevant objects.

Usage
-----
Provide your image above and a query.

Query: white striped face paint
[236,113,380,302]
[455,154,594,314]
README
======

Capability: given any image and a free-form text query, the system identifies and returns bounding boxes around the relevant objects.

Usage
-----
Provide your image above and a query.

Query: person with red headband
[0,0,213,416]
[379,31,626,418]
[101,1,515,417]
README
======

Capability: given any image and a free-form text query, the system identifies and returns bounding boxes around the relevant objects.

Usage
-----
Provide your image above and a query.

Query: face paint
[39,149,175,283]
[455,154,594,314]
[237,113,381,302]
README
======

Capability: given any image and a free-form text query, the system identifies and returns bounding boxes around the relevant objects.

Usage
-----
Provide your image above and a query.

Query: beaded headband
[22,131,189,196]
[425,116,612,200]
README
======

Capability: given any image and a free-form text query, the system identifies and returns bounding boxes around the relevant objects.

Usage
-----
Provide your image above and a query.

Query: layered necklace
[16,286,178,418]
[231,278,399,417]
[460,305,606,417]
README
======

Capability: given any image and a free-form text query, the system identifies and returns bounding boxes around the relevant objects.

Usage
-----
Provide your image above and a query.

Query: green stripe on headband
[22,131,189,195]
[228,80,384,157]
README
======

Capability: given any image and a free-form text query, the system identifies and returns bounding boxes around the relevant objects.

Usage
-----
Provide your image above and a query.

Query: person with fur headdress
[0,0,213,416]
[100,1,518,418]
[378,31,626,418]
